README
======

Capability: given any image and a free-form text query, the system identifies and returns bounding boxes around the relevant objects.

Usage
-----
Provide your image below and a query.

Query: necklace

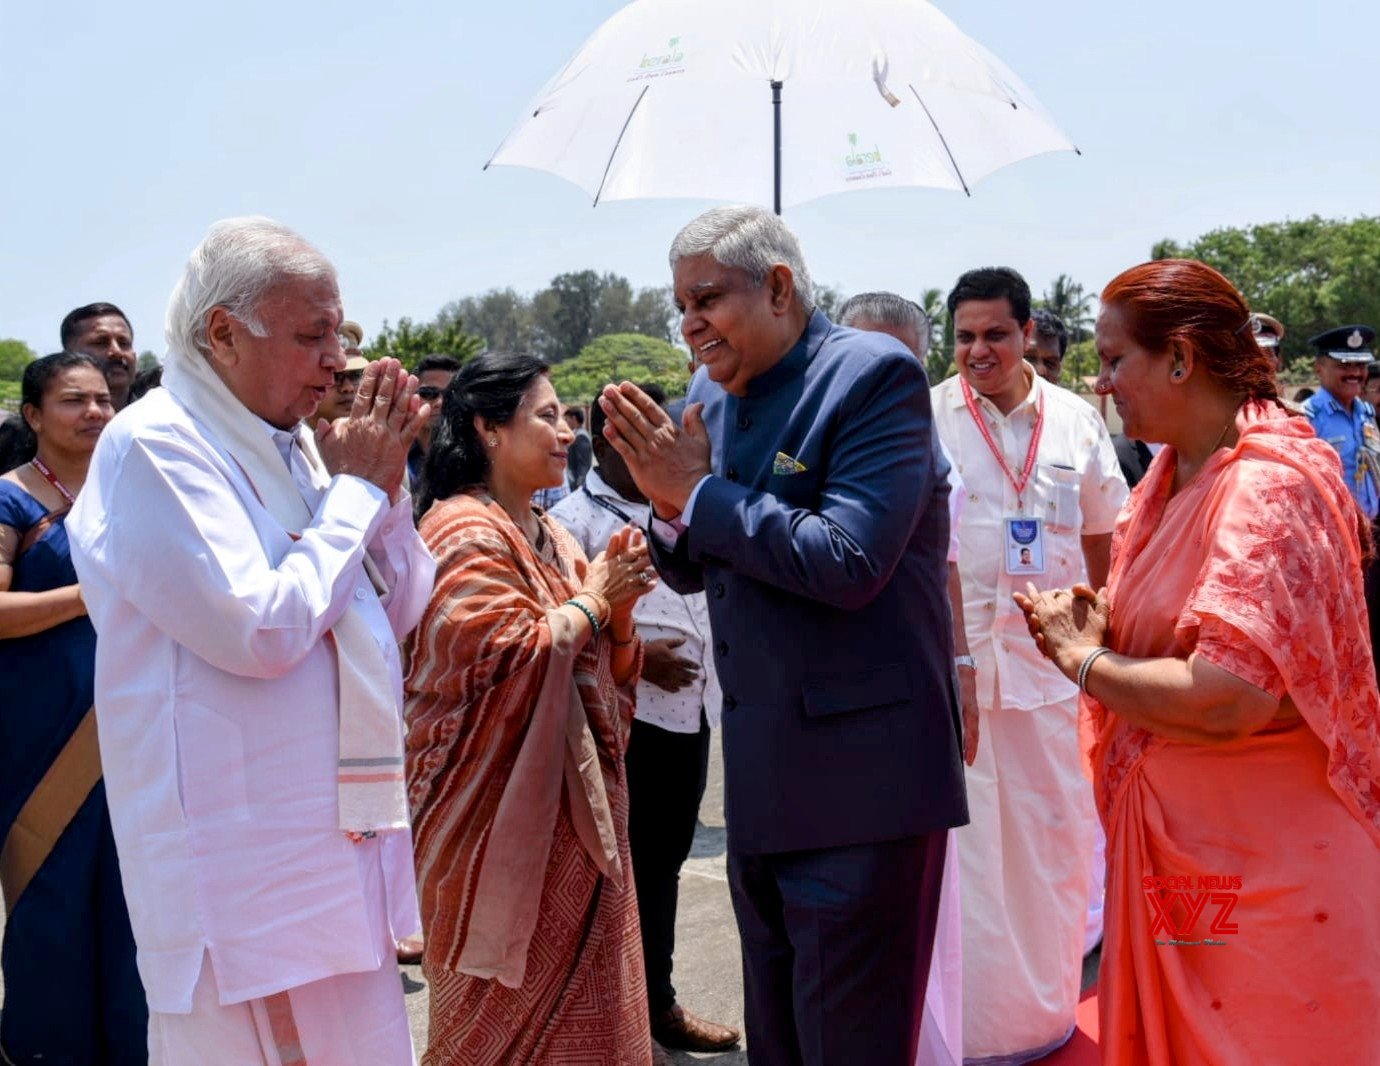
[30,457,77,505]
[1210,418,1235,452]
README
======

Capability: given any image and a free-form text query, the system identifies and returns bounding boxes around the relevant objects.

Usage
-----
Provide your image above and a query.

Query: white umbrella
[486,0,1077,212]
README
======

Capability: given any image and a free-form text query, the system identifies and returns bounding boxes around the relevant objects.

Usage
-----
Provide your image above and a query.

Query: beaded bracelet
[565,598,601,636]
[1077,646,1112,693]
[578,589,612,623]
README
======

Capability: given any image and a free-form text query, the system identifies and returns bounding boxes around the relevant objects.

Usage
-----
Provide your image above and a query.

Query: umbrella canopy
[487,0,1077,211]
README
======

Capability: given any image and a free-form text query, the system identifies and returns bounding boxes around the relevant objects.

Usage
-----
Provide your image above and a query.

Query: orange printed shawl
[1093,401,1380,842]
[404,490,639,987]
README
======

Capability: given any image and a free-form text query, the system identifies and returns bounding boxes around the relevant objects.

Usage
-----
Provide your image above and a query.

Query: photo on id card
[1005,517,1046,574]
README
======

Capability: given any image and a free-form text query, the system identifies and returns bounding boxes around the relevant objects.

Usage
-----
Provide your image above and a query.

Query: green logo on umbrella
[845,133,884,168]
[638,36,686,70]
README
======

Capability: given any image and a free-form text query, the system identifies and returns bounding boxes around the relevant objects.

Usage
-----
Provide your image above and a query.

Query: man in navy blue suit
[600,205,968,1066]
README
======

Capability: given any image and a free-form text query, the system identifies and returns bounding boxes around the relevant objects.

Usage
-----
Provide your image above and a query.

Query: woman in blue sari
[0,351,146,1064]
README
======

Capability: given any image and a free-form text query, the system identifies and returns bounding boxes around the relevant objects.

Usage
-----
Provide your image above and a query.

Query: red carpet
[1033,986,1100,1065]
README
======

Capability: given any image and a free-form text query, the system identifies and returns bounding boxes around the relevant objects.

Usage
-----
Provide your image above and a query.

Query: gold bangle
[609,631,636,647]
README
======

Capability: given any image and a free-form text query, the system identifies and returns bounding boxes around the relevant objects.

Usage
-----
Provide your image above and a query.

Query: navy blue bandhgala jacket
[652,311,969,855]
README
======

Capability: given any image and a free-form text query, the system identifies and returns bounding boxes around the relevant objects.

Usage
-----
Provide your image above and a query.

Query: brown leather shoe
[651,1003,741,1052]
[396,935,425,965]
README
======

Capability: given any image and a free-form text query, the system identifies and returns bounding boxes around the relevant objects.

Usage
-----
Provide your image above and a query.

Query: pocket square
[773,452,807,475]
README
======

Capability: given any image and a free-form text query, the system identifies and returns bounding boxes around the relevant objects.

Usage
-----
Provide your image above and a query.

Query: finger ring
[638,571,650,585]
[374,395,389,405]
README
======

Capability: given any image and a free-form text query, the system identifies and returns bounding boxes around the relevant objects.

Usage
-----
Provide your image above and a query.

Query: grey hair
[668,205,815,313]
[838,291,931,359]
[165,216,336,360]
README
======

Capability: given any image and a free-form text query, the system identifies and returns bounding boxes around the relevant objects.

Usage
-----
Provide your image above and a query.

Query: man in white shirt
[68,217,435,1065]
[933,267,1126,1064]
[549,386,741,1057]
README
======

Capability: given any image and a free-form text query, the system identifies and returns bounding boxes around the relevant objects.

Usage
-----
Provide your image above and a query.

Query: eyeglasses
[417,385,444,401]
[333,370,364,387]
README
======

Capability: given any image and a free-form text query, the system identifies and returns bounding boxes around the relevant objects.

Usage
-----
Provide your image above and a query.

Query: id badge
[1005,516,1046,575]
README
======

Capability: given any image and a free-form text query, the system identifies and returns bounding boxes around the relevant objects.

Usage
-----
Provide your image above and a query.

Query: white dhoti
[957,688,1095,1064]
[917,830,963,1066]
[149,953,416,1066]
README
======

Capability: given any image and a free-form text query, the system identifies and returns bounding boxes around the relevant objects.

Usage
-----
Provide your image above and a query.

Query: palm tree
[1039,274,1094,342]
[917,287,953,381]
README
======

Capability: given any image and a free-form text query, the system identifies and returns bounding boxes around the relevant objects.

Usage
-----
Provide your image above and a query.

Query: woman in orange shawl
[404,352,658,1065]
[1017,260,1380,1065]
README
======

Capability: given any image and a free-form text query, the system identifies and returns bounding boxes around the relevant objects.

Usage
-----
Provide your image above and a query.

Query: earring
[1171,368,1186,381]
[487,437,498,448]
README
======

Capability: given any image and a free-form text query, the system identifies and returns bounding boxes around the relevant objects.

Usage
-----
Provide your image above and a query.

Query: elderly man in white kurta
[933,268,1126,1065]
[68,217,435,1064]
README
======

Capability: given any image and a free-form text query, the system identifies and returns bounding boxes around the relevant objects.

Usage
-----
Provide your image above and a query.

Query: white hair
[838,291,931,359]
[669,205,815,313]
[165,216,336,360]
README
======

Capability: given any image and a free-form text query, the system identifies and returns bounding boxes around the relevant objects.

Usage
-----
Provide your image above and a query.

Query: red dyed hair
[1101,259,1279,402]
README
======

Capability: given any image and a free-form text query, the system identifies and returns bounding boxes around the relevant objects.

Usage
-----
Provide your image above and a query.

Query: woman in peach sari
[404,352,657,1065]
[1017,260,1380,1065]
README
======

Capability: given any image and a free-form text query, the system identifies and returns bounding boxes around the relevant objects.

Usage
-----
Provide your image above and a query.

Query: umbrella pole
[771,80,783,215]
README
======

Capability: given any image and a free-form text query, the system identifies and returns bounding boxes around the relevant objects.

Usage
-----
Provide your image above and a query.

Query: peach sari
[1090,403,1380,1065]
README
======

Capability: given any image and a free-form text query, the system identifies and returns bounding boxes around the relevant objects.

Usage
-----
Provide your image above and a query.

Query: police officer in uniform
[1303,324,1380,680]
[1248,312,1309,414]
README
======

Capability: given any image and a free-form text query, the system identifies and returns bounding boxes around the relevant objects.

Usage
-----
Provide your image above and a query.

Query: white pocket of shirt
[1036,464,1082,534]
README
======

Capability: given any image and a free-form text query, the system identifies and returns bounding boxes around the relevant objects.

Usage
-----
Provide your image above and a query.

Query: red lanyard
[959,376,1044,512]
[30,457,76,505]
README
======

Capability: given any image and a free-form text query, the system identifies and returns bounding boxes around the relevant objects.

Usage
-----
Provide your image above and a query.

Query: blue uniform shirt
[1303,387,1380,519]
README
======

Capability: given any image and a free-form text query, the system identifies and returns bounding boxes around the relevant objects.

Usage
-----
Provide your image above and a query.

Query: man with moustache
[61,303,138,410]
[1304,325,1380,680]
[1025,309,1068,385]
[933,267,1125,1064]
[310,320,368,425]
[1303,325,1380,521]
[600,205,966,1066]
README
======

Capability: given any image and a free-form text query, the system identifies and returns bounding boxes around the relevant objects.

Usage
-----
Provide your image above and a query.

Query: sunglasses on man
[332,370,364,388]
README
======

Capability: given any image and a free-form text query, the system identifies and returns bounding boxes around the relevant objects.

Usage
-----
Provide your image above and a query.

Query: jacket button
[713,582,726,598]
[726,466,739,482]
[723,695,738,712]
[737,414,751,430]
[716,641,728,657]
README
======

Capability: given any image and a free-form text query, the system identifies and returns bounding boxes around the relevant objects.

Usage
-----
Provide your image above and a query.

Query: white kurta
[549,467,721,732]
[67,387,434,1017]
[932,368,1126,1062]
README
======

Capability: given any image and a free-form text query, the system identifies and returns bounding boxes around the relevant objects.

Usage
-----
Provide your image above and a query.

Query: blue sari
[0,479,146,1064]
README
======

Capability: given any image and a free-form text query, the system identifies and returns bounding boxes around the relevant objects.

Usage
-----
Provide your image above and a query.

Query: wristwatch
[954,655,977,671]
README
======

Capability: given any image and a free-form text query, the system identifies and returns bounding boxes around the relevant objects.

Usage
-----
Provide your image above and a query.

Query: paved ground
[2,731,1097,1063]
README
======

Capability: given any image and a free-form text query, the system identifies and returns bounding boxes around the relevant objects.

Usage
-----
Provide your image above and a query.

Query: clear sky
[3,1,1377,356]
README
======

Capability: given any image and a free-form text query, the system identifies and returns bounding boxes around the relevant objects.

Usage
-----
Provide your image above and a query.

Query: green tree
[1061,338,1099,388]
[532,271,676,363]
[0,338,36,382]
[548,333,689,404]
[1037,274,1094,342]
[438,288,537,352]
[137,351,160,372]
[917,287,953,382]
[366,318,482,370]
[1152,215,1380,370]
[813,284,846,321]
[534,270,604,363]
